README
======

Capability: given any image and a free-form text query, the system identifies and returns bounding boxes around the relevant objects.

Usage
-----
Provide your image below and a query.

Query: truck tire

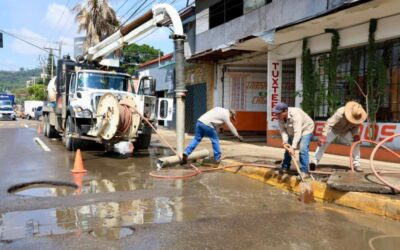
[134,125,152,149]
[45,115,58,138]
[42,114,48,136]
[64,116,81,151]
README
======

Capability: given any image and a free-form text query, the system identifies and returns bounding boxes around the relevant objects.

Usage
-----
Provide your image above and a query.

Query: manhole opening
[8,181,78,197]
[89,226,135,240]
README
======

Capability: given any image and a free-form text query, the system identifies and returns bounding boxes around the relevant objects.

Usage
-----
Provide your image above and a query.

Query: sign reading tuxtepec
[267,59,282,131]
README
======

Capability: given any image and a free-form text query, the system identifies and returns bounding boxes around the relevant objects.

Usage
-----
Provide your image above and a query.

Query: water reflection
[0,197,177,241]
[12,185,76,197]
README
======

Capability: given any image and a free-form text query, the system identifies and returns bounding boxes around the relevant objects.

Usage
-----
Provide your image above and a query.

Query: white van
[24,101,44,120]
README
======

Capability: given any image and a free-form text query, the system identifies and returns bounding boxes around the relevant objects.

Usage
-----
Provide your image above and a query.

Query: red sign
[270,62,280,122]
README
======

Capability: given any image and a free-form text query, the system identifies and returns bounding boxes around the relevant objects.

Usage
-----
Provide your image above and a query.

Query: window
[70,73,76,93]
[225,0,243,23]
[209,0,243,29]
[209,1,224,28]
[281,59,296,107]
[77,72,129,91]
[311,38,400,122]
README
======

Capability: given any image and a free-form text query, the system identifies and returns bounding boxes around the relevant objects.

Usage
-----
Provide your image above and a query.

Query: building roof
[138,53,173,69]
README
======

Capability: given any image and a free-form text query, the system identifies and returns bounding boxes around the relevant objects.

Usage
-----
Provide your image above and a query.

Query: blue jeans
[184,121,221,161]
[282,133,313,173]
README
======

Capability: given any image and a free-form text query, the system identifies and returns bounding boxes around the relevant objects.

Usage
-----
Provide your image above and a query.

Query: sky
[0,0,190,71]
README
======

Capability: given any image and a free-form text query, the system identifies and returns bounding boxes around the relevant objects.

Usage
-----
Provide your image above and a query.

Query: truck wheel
[64,116,81,151]
[47,125,58,138]
[42,115,48,136]
[45,115,57,138]
[134,125,152,149]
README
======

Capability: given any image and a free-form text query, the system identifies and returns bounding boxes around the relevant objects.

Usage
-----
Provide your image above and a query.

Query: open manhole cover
[8,181,78,197]
[89,226,135,240]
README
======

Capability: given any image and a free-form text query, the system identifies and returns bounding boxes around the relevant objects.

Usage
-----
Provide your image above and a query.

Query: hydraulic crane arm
[85,3,184,62]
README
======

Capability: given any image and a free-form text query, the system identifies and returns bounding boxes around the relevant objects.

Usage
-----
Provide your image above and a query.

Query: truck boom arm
[85,3,184,62]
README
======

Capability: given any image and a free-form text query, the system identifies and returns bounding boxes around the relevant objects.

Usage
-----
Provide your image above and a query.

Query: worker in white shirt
[181,107,243,164]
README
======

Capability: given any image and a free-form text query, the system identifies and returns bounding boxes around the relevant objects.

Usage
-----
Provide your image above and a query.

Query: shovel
[283,144,315,203]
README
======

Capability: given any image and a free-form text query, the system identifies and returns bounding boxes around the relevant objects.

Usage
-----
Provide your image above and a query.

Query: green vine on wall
[300,38,315,117]
[325,29,340,115]
[366,19,388,139]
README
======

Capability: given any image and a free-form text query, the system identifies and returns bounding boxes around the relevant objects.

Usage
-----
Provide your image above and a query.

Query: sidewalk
[154,127,399,172]
[153,127,400,220]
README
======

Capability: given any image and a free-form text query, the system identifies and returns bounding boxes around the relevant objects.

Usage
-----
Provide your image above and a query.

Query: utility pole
[38,55,47,82]
[44,46,61,80]
[57,41,63,58]
[172,35,186,156]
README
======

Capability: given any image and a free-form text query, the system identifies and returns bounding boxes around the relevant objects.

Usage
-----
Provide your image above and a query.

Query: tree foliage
[12,87,29,104]
[27,84,47,100]
[73,0,119,51]
[46,51,56,84]
[121,43,163,75]
[0,68,41,91]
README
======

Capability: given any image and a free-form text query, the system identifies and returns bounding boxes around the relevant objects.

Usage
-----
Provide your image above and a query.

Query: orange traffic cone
[37,124,42,135]
[71,149,87,173]
[72,172,86,195]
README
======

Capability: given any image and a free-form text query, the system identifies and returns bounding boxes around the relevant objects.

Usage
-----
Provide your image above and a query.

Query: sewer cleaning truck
[42,3,179,152]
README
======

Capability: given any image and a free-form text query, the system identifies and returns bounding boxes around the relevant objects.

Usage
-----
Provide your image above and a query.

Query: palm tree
[73,0,119,52]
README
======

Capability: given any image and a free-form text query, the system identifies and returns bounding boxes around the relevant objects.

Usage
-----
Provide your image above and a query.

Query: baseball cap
[272,102,288,114]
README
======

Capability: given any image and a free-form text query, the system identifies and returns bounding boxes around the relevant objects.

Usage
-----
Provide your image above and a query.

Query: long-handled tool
[283,143,315,203]
[283,144,304,180]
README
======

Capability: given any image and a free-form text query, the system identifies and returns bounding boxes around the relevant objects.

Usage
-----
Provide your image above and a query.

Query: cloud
[45,3,76,33]
[10,28,49,56]
[57,36,75,57]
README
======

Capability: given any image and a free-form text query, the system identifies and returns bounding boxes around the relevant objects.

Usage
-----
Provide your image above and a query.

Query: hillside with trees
[0,68,41,92]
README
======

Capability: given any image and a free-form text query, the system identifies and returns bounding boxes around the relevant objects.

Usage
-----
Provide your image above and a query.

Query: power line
[51,0,72,41]
[116,0,130,13]
[0,28,59,58]
[121,0,154,28]
[119,0,146,21]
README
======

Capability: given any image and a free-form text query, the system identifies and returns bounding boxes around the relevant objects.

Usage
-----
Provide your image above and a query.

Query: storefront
[265,9,400,161]
[215,54,269,135]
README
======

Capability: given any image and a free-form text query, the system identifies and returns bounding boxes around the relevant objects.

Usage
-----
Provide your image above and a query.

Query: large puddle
[10,184,77,197]
[3,146,400,247]
[0,197,175,241]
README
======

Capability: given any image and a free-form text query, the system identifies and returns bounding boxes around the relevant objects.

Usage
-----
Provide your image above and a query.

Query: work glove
[317,136,327,146]
[236,135,244,142]
[353,134,360,142]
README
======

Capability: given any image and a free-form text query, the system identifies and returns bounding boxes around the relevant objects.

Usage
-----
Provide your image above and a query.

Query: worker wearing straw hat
[310,101,367,172]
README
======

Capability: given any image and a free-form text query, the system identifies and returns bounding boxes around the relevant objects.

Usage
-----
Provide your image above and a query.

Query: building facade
[190,0,400,162]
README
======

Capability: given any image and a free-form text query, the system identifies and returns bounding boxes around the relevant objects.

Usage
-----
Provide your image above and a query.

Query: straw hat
[344,101,367,124]
[229,109,237,120]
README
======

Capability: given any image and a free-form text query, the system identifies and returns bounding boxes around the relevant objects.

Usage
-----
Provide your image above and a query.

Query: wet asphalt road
[1,119,400,250]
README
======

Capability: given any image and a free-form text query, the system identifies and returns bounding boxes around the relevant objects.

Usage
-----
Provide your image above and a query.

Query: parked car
[0,106,17,120]
[34,106,43,120]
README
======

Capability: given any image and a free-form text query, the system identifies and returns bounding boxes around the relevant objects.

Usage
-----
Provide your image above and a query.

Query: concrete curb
[222,160,400,220]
